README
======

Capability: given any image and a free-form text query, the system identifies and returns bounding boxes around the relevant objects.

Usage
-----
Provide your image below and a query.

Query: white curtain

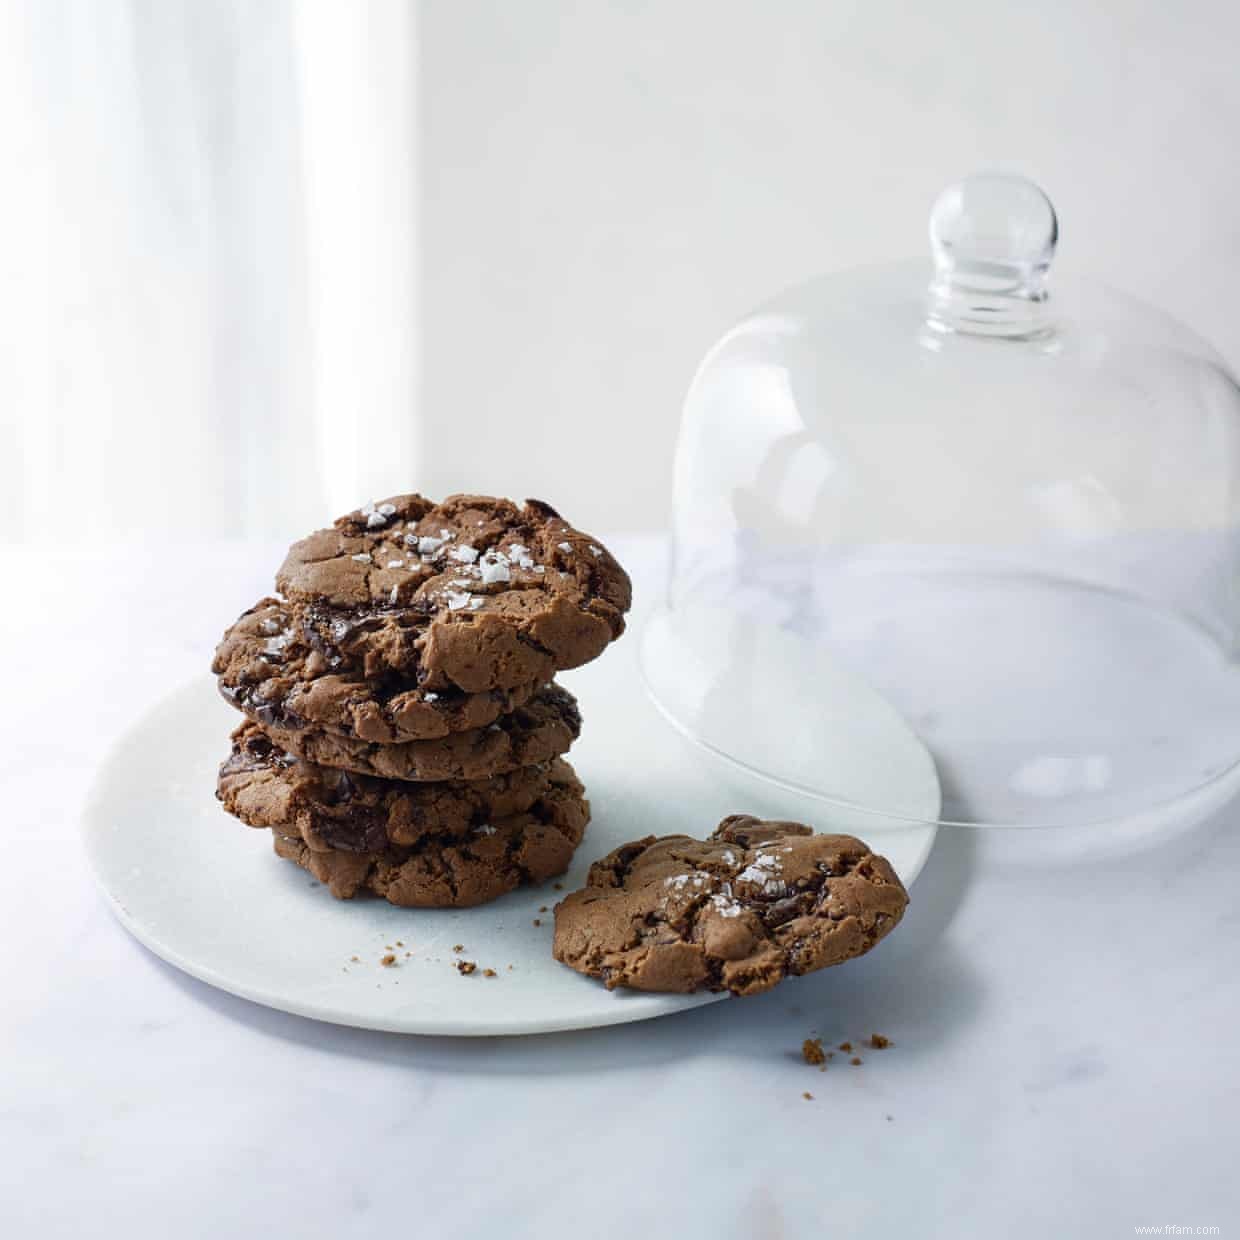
[0,0,419,542]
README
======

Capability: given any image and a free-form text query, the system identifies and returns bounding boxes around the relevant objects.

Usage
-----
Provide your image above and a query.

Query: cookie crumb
[538,906,548,913]
[850,1057,862,1066]
[380,954,396,967]
[482,968,497,978]
[533,918,542,927]
[350,955,359,962]
[869,1033,890,1049]
[839,1041,852,1052]
[553,882,563,890]
[452,944,464,953]
[456,960,476,975]
[802,1092,814,1101]
[802,1038,826,1066]
[396,940,404,947]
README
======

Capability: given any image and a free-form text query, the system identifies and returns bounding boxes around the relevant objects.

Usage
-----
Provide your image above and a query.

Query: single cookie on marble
[217,718,578,852]
[274,493,632,691]
[552,815,908,997]
[268,770,591,907]
[257,683,581,783]
[212,598,540,743]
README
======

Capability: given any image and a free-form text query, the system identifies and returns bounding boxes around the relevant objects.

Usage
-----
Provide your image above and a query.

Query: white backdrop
[2,0,417,541]
[5,0,1239,540]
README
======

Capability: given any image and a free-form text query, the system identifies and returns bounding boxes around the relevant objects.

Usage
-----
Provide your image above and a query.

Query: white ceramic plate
[83,635,940,1036]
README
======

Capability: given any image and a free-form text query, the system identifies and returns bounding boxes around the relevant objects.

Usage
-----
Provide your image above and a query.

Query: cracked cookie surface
[552,815,908,996]
[268,768,590,907]
[257,683,581,782]
[275,493,631,691]
[213,598,539,743]
[218,719,576,851]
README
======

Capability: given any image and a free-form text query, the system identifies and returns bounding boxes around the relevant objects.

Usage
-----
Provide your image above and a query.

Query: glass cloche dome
[642,173,1240,833]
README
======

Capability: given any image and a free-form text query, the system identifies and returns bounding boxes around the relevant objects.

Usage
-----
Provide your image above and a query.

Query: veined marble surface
[2,538,1236,1238]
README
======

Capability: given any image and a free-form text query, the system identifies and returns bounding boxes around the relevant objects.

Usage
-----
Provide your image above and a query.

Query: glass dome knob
[928,173,1059,337]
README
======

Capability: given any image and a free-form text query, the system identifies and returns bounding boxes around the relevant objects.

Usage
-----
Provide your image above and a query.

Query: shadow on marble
[142,823,981,1075]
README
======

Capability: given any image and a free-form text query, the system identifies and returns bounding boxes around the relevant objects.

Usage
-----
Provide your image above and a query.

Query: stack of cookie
[212,494,631,908]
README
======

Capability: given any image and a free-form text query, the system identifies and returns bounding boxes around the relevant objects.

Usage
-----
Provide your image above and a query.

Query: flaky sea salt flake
[665,871,709,890]
[506,542,536,570]
[479,555,511,584]
[737,854,782,885]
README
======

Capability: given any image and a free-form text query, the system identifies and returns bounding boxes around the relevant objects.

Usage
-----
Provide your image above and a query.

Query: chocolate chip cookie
[275,494,632,691]
[218,719,578,852]
[552,815,908,996]
[258,683,581,782]
[213,598,539,743]
[269,770,590,907]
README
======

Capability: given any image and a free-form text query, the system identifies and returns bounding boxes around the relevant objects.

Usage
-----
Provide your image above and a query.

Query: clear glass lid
[643,173,1240,831]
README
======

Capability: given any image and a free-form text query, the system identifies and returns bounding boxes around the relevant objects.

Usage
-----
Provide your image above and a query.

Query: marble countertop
[2,538,1236,1239]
